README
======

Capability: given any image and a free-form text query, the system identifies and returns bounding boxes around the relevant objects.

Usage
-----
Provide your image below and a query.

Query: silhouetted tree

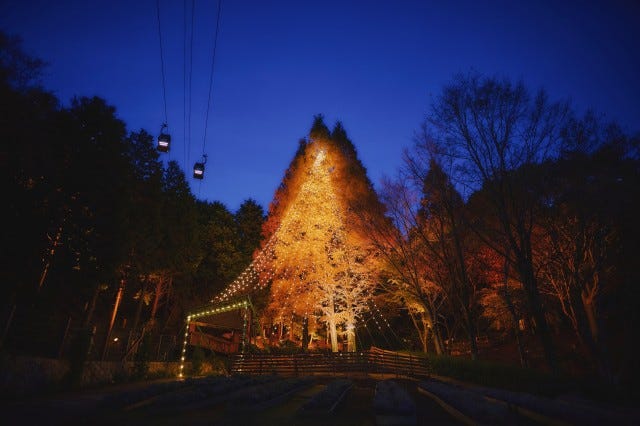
[419,72,569,373]
[235,198,265,263]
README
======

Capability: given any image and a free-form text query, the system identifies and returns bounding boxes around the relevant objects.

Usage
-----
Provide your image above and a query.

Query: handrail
[231,348,430,379]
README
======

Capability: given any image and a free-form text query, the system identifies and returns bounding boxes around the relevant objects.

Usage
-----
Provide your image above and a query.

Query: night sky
[1,0,638,210]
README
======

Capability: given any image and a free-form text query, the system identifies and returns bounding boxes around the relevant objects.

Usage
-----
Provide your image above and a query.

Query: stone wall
[0,354,189,398]
[0,355,70,397]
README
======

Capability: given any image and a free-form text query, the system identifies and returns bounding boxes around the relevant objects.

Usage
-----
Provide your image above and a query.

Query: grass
[423,353,562,395]
[398,351,636,405]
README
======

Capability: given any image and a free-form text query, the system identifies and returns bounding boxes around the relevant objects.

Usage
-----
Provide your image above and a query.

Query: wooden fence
[231,346,431,378]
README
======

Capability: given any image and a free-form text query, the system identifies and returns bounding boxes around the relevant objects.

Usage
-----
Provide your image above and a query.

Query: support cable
[201,0,223,155]
[188,0,195,166]
[156,0,169,126]
[182,0,188,166]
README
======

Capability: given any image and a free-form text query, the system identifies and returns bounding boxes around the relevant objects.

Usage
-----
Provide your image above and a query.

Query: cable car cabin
[193,162,205,179]
[157,132,171,152]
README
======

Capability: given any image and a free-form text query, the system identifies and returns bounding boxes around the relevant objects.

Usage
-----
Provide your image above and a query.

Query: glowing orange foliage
[259,126,383,350]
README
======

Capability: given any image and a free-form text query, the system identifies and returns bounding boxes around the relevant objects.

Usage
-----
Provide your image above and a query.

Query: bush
[133,333,152,379]
[271,340,304,354]
[208,353,231,375]
[424,353,565,396]
[65,328,94,387]
[190,347,205,376]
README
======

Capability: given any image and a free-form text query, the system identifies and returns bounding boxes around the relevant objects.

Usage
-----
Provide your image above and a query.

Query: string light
[194,140,378,354]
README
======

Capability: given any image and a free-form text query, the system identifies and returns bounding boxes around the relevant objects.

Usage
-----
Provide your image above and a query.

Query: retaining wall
[0,355,188,398]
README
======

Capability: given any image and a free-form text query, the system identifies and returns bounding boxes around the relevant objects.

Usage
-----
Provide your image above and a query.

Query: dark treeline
[0,32,264,360]
[366,72,639,387]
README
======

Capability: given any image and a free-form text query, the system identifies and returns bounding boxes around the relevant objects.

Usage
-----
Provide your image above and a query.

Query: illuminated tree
[361,177,446,354]
[417,159,483,359]
[261,118,380,352]
[476,244,530,367]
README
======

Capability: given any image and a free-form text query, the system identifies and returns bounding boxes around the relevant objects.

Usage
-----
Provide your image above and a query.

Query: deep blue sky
[2,0,638,211]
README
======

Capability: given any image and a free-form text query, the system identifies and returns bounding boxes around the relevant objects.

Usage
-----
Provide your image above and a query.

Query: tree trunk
[102,279,125,360]
[464,310,479,360]
[582,294,599,343]
[433,323,445,355]
[502,259,528,367]
[289,316,294,341]
[451,214,478,360]
[427,307,445,355]
[150,276,163,322]
[504,294,528,368]
[329,318,338,352]
[131,277,148,338]
[422,318,431,353]
[408,311,428,353]
[574,290,612,381]
[302,318,309,351]
[346,324,356,352]
[83,284,101,328]
[38,223,64,290]
[1,302,17,349]
[519,259,558,374]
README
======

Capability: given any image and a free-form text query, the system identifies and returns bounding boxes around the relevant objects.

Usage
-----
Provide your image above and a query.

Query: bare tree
[412,157,483,360]
[359,177,446,354]
[420,73,569,373]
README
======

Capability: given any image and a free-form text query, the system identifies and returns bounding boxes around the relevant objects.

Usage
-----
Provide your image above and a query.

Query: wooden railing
[231,347,430,378]
[189,330,239,354]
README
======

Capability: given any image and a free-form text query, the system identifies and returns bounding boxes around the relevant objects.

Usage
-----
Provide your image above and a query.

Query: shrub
[133,333,152,379]
[190,347,205,376]
[424,353,564,396]
[65,328,94,387]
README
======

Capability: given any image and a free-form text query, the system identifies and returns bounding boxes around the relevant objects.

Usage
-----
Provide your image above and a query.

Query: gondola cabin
[157,133,170,152]
[193,162,205,179]
[157,131,171,153]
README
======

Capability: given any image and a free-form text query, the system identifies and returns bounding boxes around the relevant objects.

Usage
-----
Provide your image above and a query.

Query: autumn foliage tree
[364,176,447,355]
[362,153,482,357]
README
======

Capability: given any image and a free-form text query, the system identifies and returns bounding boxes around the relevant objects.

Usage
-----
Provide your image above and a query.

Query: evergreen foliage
[0,32,265,362]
